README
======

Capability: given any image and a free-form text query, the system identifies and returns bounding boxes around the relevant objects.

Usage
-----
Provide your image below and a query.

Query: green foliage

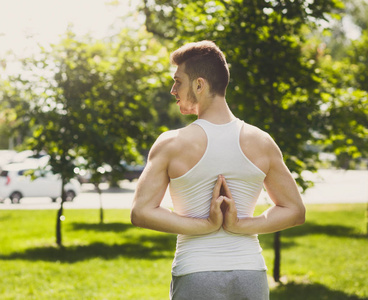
[142,0,344,190]
[0,78,33,149]
[314,29,368,168]
[349,29,368,90]
[49,29,170,183]
[1,27,174,245]
[6,28,172,183]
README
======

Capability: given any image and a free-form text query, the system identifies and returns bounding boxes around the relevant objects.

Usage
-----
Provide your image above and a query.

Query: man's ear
[195,77,206,93]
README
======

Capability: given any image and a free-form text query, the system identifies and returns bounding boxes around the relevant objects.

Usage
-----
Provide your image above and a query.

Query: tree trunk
[366,201,368,236]
[273,231,281,282]
[56,177,66,247]
[95,183,104,224]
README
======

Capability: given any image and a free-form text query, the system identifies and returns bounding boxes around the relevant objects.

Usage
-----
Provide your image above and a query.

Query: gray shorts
[170,270,269,300]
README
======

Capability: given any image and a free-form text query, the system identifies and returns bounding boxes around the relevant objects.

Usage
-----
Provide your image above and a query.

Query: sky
[0,0,138,58]
[0,0,362,64]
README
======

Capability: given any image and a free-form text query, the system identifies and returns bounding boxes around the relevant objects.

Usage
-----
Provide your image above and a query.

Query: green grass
[0,204,367,299]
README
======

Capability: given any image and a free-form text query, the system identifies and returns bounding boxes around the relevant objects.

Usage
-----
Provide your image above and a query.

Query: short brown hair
[170,41,229,96]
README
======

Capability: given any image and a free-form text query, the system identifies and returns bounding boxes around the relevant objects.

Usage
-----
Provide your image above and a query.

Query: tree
[141,0,344,282]
[24,47,84,246]
[16,27,169,244]
[314,54,368,169]
[68,29,171,222]
[143,0,343,186]
[316,27,368,234]
[311,0,368,168]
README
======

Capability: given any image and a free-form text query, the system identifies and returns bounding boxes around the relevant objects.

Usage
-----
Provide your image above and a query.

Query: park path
[258,169,368,205]
[0,169,367,210]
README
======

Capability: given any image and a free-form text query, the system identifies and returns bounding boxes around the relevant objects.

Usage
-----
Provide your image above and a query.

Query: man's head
[170,41,230,97]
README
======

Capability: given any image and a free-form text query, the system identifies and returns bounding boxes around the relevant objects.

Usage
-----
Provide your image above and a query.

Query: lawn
[0,204,367,300]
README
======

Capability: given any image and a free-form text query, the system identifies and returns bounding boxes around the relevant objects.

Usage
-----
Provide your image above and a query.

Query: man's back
[168,118,267,276]
[164,118,272,180]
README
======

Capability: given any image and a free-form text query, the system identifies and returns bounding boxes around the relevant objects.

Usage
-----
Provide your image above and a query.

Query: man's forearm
[131,175,225,235]
[226,205,305,235]
[131,206,218,235]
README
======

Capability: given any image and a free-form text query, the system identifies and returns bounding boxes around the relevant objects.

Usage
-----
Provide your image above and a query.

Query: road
[0,169,367,210]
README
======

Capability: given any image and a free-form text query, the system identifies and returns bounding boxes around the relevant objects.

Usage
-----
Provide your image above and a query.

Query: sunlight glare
[0,0,136,57]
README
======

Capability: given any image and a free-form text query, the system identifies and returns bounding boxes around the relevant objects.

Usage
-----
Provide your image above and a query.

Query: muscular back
[165,120,272,179]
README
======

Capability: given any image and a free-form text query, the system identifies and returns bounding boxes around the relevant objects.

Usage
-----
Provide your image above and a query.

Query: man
[131,41,305,300]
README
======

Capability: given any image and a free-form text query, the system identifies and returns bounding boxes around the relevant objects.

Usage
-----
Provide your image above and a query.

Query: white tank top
[169,118,267,276]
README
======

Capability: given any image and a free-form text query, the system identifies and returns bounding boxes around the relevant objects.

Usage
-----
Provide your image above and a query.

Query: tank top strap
[192,118,242,145]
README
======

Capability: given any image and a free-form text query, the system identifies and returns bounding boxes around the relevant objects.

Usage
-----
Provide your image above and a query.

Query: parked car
[0,150,48,171]
[74,161,145,184]
[121,161,145,181]
[0,162,81,204]
[0,150,17,169]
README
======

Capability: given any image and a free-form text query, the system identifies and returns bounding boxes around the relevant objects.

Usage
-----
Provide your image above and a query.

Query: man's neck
[197,95,236,124]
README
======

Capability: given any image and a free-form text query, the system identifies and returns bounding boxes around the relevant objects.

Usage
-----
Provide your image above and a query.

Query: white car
[0,150,17,169]
[0,163,81,204]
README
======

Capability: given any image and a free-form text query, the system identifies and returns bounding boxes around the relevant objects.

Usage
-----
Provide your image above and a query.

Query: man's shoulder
[239,121,282,174]
[151,129,179,155]
[241,122,273,144]
[156,124,194,145]
[240,121,280,156]
[150,124,199,158]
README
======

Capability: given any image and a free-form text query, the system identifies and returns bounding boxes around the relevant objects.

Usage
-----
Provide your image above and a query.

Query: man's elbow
[130,207,144,227]
[294,204,306,226]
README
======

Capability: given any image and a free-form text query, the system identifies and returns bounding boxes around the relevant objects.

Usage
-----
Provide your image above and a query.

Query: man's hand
[219,176,239,233]
[207,175,226,231]
[209,175,239,233]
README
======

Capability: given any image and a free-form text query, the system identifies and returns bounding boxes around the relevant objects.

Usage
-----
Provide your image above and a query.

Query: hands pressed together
[208,175,239,233]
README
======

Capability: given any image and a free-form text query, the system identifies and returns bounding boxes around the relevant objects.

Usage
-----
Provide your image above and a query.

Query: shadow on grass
[70,222,134,232]
[258,234,297,250]
[258,220,366,251]
[0,213,12,221]
[0,233,177,263]
[283,221,366,239]
[270,282,367,300]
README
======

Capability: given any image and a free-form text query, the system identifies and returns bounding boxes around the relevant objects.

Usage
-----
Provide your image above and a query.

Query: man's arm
[130,132,224,235]
[223,134,306,235]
